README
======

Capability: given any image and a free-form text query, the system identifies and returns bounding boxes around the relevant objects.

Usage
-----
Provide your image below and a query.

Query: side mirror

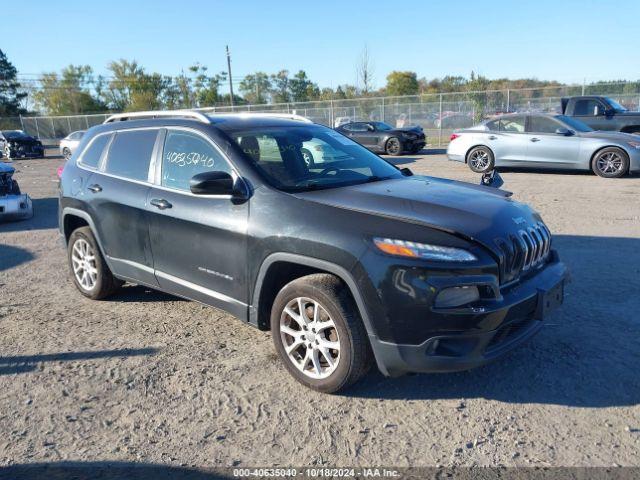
[480,170,504,189]
[366,124,375,131]
[190,171,243,197]
[400,167,414,176]
[555,127,573,136]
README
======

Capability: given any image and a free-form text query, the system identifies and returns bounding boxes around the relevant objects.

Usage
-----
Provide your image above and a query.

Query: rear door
[146,128,249,318]
[483,115,529,166]
[525,115,581,168]
[84,128,160,286]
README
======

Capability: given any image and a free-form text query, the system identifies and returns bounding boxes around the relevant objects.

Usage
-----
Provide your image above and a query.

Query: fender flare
[60,208,112,267]
[250,252,378,339]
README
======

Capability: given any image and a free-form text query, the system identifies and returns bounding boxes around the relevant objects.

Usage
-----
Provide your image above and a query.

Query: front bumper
[369,256,568,377]
[0,194,33,221]
[6,146,44,159]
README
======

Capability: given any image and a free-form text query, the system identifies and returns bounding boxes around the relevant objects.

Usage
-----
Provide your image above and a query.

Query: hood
[0,162,15,175]
[581,130,639,142]
[294,176,542,254]
[395,125,423,133]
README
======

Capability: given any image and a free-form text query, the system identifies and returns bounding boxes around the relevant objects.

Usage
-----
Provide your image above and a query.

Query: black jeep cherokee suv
[58,111,568,393]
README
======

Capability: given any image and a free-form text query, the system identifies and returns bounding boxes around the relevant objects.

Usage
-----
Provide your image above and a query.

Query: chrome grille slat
[496,222,552,284]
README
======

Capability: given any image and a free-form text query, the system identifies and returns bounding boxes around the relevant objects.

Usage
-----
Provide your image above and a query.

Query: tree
[385,71,419,96]
[239,72,271,104]
[289,70,319,102]
[105,59,169,111]
[33,65,106,115]
[356,45,374,95]
[0,49,27,116]
[270,70,290,103]
[190,63,226,107]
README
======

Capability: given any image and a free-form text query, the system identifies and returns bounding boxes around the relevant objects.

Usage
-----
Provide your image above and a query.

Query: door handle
[87,184,102,193]
[150,198,172,210]
[488,135,497,140]
[530,138,540,142]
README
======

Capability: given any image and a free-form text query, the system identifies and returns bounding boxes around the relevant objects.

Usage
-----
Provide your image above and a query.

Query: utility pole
[226,45,234,109]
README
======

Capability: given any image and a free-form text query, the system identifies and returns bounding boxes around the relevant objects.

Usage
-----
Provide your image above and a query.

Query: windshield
[225,125,403,192]
[555,115,593,132]
[372,122,393,131]
[2,130,29,139]
[604,97,628,112]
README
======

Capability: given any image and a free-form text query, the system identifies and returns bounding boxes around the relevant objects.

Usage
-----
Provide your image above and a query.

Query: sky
[4,0,639,93]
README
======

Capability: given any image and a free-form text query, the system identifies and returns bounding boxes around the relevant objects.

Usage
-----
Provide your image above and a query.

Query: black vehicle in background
[335,121,425,156]
[0,130,45,159]
[561,96,640,135]
[58,111,567,393]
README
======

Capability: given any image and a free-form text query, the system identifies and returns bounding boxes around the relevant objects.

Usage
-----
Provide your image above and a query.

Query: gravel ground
[0,152,639,473]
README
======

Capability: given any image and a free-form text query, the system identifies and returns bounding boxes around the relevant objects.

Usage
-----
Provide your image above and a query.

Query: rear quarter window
[104,129,159,181]
[78,134,111,169]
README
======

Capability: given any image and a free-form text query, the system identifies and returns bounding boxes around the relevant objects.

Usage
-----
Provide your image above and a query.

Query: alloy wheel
[279,297,341,379]
[386,139,400,155]
[470,149,490,170]
[71,238,98,291]
[596,151,624,175]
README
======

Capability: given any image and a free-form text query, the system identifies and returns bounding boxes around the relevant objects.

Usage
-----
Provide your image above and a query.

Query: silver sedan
[59,130,85,160]
[447,113,640,178]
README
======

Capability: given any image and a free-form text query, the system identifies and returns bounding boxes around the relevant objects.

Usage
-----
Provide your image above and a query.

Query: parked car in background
[561,96,640,135]
[0,162,33,221]
[59,130,85,160]
[0,130,44,159]
[333,116,351,128]
[447,113,640,178]
[335,121,425,155]
[59,110,567,393]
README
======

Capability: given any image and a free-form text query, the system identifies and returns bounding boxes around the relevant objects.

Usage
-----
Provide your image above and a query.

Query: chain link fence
[3,82,639,146]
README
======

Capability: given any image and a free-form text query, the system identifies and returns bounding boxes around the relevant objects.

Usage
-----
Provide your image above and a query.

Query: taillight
[450,133,461,141]
[57,166,64,178]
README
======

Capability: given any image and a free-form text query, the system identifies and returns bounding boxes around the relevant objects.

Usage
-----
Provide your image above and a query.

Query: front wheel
[592,147,629,178]
[68,226,122,300]
[271,274,372,393]
[467,146,495,173]
[62,147,72,160]
[385,137,402,156]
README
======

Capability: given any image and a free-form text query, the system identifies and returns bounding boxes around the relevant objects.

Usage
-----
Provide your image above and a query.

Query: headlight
[627,141,640,149]
[373,237,477,262]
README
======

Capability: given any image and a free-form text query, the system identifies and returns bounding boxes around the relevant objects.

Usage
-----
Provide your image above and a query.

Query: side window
[528,116,561,134]
[104,129,158,181]
[573,99,602,116]
[498,116,525,133]
[162,130,230,191]
[486,119,500,131]
[79,134,110,169]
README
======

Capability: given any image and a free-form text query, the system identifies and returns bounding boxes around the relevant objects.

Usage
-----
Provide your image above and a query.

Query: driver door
[146,128,249,318]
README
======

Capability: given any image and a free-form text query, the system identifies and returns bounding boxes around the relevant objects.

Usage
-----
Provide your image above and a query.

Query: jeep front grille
[495,222,551,284]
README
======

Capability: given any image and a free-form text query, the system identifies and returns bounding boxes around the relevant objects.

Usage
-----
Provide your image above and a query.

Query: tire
[467,146,495,173]
[300,148,313,166]
[9,179,20,195]
[385,137,403,156]
[591,147,629,178]
[4,144,11,160]
[62,147,72,160]
[270,273,372,393]
[67,226,122,300]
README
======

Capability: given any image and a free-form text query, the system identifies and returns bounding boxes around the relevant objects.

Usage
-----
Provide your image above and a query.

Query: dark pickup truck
[561,96,640,135]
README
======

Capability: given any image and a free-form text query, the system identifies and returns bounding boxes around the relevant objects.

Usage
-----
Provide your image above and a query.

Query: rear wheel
[4,144,11,160]
[592,147,629,178]
[301,148,313,166]
[62,147,72,160]
[467,146,495,173]
[68,226,122,300]
[385,137,402,156]
[271,273,372,393]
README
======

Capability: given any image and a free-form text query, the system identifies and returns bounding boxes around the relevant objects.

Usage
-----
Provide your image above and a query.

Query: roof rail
[103,110,211,124]
[216,112,313,123]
